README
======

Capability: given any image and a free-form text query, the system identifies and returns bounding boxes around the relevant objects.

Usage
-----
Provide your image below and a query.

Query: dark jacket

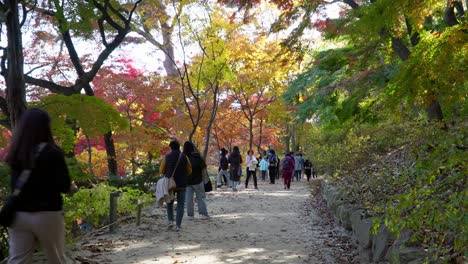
[228,152,242,181]
[12,143,71,212]
[187,152,206,186]
[160,150,191,189]
[219,155,229,170]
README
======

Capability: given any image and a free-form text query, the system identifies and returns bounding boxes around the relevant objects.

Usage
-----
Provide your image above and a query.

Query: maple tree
[228,33,294,151]
[91,59,171,177]
[0,0,143,177]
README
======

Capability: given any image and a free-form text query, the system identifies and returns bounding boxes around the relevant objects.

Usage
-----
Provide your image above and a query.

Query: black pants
[269,167,277,184]
[245,170,258,188]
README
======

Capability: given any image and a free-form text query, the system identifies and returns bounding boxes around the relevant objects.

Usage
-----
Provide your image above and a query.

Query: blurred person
[5,108,72,264]
[267,150,278,184]
[304,159,312,181]
[228,146,242,191]
[183,141,209,220]
[160,140,192,231]
[281,152,295,190]
[245,150,258,189]
[259,156,269,181]
[217,148,229,188]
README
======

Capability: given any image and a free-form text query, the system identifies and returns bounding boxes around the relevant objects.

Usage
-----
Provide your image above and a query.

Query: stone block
[358,245,372,263]
[351,209,365,234]
[372,224,394,262]
[356,217,373,249]
[338,205,353,231]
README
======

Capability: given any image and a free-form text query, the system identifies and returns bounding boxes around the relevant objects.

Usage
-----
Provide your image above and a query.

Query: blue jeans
[217,169,230,187]
[294,170,301,181]
[186,182,208,216]
[167,189,186,227]
[230,180,239,188]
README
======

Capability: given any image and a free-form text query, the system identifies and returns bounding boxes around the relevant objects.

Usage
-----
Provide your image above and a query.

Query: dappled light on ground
[73,179,357,263]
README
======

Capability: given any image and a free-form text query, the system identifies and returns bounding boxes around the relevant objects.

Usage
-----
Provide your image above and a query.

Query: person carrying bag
[4,108,72,264]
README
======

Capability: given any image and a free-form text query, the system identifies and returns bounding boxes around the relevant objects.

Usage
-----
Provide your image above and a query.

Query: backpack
[269,155,278,167]
[282,157,292,170]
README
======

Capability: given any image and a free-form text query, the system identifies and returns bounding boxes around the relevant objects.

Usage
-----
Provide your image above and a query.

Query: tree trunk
[291,124,296,153]
[104,131,118,177]
[5,0,27,129]
[284,124,290,154]
[85,135,95,177]
[257,118,263,155]
[248,118,254,151]
[202,84,219,159]
[444,0,459,26]
[427,96,444,121]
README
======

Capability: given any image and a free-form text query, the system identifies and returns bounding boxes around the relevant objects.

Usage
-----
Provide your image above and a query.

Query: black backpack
[282,157,292,170]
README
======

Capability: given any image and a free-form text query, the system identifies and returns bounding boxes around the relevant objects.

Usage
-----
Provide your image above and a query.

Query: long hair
[6,108,55,168]
[232,146,240,155]
[183,141,195,155]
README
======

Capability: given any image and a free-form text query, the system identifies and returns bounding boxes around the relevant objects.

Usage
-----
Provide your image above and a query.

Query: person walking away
[312,162,318,178]
[294,153,302,181]
[245,150,258,189]
[183,141,209,220]
[5,108,72,264]
[304,159,312,181]
[217,148,229,188]
[160,140,192,231]
[268,150,278,184]
[281,152,295,190]
[259,156,268,181]
[228,146,242,191]
[299,154,305,180]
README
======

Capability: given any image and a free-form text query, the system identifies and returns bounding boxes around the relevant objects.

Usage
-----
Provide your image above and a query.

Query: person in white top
[245,150,259,189]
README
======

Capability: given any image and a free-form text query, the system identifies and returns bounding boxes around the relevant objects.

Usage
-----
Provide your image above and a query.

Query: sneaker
[284,185,287,189]
[175,226,181,232]
[199,214,210,220]
[168,221,174,228]
[186,215,194,220]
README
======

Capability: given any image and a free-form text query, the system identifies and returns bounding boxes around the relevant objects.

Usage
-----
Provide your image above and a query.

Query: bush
[63,183,153,240]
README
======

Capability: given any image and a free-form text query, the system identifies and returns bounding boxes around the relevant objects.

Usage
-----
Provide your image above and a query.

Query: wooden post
[109,192,120,233]
[136,202,142,226]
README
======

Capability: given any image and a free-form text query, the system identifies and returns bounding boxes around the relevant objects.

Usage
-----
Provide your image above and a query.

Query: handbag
[204,179,213,193]
[0,143,46,227]
[202,168,212,192]
[167,153,183,192]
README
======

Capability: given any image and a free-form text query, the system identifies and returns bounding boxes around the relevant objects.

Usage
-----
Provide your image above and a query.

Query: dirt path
[73,179,357,264]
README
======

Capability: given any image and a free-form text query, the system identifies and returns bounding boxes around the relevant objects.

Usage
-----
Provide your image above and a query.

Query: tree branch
[24,75,79,95]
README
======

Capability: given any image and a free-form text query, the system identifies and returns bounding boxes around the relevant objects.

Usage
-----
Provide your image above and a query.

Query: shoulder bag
[0,143,46,227]
[167,153,183,192]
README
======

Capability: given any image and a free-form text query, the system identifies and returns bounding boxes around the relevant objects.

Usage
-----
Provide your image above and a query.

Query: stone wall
[320,179,430,264]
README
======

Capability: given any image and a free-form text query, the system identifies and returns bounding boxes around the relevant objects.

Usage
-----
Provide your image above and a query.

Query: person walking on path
[217,148,229,188]
[228,146,242,191]
[259,156,269,181]
[293,153,303,181]
[304,159,312,181]
[5,108,72,264]
[267,150,279,184]
[160,140,192,231]
[245,150,258,189]
[281,152,295,190]
[183,141,209,220]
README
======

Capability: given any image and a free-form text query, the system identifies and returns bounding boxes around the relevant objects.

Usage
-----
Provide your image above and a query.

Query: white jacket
[246,155,258,171]
[156,177,174,207]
